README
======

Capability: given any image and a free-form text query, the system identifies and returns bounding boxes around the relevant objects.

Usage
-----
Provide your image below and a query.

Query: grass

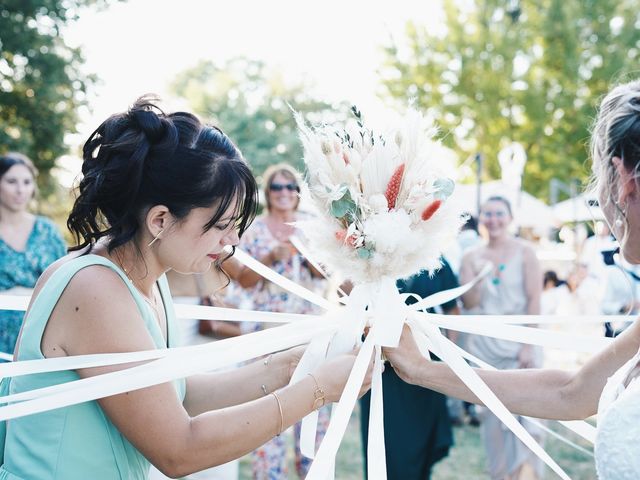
[239,405,597,479]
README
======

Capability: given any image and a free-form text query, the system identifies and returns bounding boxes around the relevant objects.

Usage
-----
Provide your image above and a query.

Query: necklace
[113,251,161,317]
[491,263,506,285]
[139,289,161,316]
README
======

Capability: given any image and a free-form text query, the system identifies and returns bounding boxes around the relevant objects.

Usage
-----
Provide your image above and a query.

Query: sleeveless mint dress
[0,254,186,479]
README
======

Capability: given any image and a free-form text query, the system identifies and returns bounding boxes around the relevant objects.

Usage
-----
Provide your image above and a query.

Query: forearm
[409,362,587,420]
[184,352,288,415]
[175,375,320,476]
[237,252,273,288]
[461,286,482,309]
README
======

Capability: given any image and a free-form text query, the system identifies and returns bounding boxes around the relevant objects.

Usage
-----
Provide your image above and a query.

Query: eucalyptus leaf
[433,178,455,200]
[330,189,357,218]
[330,200,350,218]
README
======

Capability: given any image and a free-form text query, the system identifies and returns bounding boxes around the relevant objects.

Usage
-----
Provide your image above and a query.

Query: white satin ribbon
[428,314,611,353]
[411,315,571,480]
[409,263,492,311]
[430,332,597,447]
[289,332,333,459]
[0,317,339,416]
[0,257,614,480]
[367,344,386,480]
[0,294,320,324]
[306,332,374,480]
[232,247,334,310]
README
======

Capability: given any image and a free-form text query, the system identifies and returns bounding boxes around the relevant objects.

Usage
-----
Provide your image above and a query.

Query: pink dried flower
[385,164,405,210]
[421,200,442,221]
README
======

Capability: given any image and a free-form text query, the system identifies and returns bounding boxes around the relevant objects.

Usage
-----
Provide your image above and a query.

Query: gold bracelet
[271,391,284,436]
[307,373,326,410]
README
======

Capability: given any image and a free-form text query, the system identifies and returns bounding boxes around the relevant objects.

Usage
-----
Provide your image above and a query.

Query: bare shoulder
[40,259,155,358]
[624,317,640,344]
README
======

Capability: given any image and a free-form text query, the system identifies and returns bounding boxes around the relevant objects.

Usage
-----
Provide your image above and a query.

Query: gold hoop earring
[147,229,164,248]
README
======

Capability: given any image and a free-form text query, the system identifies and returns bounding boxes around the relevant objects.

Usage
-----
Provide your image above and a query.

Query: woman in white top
[459,196,543,480]
[385,79,640,480]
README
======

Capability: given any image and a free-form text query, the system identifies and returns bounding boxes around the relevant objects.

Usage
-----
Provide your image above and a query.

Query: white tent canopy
[552,192,604,223]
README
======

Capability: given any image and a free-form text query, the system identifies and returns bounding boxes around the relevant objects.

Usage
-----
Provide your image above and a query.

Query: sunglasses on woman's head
[269,183,300,192]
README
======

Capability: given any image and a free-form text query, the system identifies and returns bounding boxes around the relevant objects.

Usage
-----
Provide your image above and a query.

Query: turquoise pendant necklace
[491,263,506,285]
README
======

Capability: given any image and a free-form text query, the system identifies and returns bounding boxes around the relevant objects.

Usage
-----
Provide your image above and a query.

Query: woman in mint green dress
[0,98,371,479]
[0,153,66,356]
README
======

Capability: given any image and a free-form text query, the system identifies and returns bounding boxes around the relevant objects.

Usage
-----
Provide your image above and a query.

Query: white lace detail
[595,352,640,479]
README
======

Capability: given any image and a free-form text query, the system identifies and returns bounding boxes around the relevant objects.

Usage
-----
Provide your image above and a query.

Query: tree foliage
[171,57,347,178]
[0,1,108,187]
[380,0,640,200]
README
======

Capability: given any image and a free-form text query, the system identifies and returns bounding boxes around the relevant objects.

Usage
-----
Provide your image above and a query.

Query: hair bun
[129,97,166,144]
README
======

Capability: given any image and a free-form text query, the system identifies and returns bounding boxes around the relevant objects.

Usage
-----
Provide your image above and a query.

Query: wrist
[405,357,429,386]
[307,373,326,410]
[313,369,340,403]
[270,352,291,388]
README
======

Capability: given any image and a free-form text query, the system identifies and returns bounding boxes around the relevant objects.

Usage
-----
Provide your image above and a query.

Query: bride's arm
[384,320,640,420]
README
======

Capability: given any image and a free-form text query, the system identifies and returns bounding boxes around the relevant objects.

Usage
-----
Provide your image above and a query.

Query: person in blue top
[1,97,372,480]
[0,152,66,356]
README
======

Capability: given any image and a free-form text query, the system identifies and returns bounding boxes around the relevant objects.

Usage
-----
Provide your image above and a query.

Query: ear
[145,205,171,238]
[611,156,638,205]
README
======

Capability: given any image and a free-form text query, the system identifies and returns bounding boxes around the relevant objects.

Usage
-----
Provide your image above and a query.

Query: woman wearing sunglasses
[232,163,328,479]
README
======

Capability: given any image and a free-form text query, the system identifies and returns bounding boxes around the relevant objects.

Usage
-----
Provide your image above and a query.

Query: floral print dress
[0,216,66,355]
[238,216,330,480]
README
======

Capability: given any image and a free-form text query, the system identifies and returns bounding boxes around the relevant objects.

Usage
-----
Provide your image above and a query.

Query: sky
[56,0,444,183]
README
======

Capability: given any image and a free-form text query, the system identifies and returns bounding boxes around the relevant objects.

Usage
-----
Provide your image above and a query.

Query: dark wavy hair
[67,95,258,260]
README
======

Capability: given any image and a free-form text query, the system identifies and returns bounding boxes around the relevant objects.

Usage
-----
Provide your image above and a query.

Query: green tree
[171,57,347,177]
[0,1,112,188]
[380,0,640,200]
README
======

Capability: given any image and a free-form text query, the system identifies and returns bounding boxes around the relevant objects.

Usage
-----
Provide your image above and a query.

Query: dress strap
[157,273,179,348]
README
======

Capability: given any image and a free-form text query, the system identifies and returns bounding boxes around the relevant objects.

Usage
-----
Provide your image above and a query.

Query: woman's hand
[313,348,375,403]
[382,324,429,384]
[281,345,306,381]
[270,242,293,263]
[518,344,536,369]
